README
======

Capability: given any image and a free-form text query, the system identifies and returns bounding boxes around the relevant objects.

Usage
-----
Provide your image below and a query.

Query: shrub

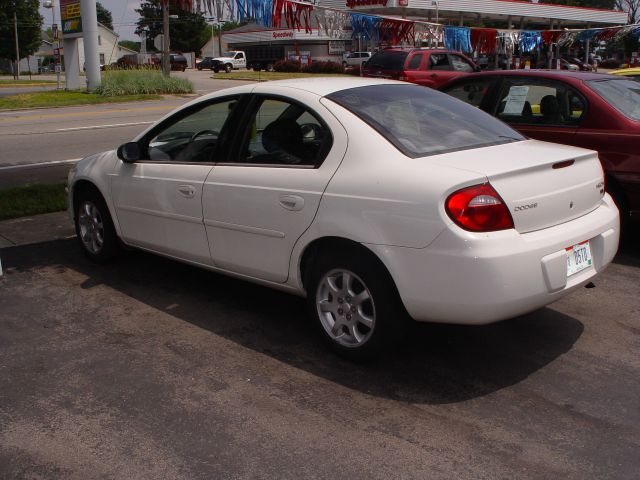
[301,60,344,74]
[274,60,300,72]
[598,59,622,69]
[345,65,361,76]
[95,69,193,96]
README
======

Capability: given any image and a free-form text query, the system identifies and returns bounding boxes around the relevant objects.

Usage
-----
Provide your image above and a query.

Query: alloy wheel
[316,268,376,347]
[78,201,104,254]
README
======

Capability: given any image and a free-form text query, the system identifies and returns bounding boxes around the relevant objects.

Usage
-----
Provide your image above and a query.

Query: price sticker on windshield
[566,241,593,277]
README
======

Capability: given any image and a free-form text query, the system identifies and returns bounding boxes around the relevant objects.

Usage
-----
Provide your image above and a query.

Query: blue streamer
[443,26,471,53]
[519,31,542,53]
[233,0,272,27]
[576,29,599,42]
[350,13,381,42]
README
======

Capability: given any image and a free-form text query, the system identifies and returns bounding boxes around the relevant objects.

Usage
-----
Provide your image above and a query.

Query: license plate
[566,241,593,277]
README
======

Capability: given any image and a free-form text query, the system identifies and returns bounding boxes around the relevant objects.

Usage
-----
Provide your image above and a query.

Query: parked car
[559,58,580,71]
[196,57,214,70]
[68,78,618,358]
[566,57,593,72]
[362,48,479,88]
[609,67,640,81]
[343,51,372,68]
[440,70,639,228]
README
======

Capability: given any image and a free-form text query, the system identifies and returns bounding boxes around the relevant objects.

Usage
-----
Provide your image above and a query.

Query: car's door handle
[430,73,438,77]
[279,194,304,211]
[178,185,196,198]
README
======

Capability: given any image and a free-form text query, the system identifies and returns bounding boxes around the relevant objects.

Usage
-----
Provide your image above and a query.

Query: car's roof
[201,77,405,99]
[446,70,618,82]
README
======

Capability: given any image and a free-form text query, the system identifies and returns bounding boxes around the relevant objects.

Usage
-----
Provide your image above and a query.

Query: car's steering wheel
[189,129,218,143]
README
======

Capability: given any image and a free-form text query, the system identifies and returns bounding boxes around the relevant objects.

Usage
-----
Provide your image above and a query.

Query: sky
[39,0,143,41]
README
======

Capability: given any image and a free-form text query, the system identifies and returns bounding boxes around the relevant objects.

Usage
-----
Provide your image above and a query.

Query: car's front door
[111,96,243,264]
[202,88,347,282]
[492,78,587,145]
[425,53,475,88]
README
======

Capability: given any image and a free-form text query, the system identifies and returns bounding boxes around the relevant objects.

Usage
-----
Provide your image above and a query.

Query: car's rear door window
[496,79,586,126]
[407,53,424,70]
[326,84,524,158]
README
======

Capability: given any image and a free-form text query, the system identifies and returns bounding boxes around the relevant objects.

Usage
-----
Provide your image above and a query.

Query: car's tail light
[445,183,514,232]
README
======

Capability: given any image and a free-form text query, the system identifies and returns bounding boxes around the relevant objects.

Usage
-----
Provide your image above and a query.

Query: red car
[440,71,640,227]
[362,48,479,89]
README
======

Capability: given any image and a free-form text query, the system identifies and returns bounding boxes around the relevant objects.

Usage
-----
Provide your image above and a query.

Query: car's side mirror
[117,142,141,163]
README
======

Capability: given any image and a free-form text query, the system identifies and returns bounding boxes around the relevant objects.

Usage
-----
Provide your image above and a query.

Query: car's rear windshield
[326,84,524,158]
[586,78,640,121]
[365,51,408,70]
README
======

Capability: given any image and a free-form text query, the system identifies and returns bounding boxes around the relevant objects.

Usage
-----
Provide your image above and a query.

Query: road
[0,237,638,479]
[0,71,253,187]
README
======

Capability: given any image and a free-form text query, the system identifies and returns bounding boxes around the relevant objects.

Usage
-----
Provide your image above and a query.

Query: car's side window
[496,80,586,126]
[235,97,332,167]
[449,54,474,72]
[145,98,239,163]
[407,53,423,70]
[444,79,495,108]
[429,54,450,71]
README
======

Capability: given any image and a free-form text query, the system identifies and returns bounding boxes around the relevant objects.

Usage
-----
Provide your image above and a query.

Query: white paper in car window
[503,86,529,115]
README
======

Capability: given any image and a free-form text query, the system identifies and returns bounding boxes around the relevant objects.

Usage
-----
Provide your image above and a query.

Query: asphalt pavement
[0,212,639,479]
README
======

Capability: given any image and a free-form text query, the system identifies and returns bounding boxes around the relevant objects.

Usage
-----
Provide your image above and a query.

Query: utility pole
[80,0,101,91]
[216,0,223,57]
[162,0,170,76]
[14,9,20,80]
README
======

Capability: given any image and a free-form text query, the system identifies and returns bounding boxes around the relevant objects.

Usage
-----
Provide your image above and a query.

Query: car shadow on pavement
[2,238,585,405]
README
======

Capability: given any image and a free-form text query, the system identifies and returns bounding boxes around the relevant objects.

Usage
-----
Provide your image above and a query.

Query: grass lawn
[0,183,67,221]
[0,90,162,110]
[211,71,352,81]
[0,79,58,87]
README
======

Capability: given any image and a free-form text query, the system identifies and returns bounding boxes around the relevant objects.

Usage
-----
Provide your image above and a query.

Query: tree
[119,40,141,52]
[613,0,640,22]
[96,2,113,30]
[0,0,43,62]
[135,1,209,55]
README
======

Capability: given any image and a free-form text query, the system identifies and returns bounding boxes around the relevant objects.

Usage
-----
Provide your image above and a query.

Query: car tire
[266,63,275,72]
[74,189,119,264]
[607,179,630,235]
[342,61,348,68]
[306,248,408,360]
[224,64,232,73]
[197,66,202,71]
[213,67,219,73]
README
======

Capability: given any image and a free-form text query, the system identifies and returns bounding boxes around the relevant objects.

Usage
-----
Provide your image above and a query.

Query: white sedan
[68,77,619,359]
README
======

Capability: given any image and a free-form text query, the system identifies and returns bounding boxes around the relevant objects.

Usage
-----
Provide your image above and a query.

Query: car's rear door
[202,87,348,282]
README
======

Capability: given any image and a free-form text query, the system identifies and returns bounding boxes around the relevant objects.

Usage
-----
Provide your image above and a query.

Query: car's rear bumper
[369,195,619,325]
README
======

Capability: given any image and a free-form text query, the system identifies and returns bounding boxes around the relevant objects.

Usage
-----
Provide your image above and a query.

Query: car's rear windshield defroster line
[326,84,525,159]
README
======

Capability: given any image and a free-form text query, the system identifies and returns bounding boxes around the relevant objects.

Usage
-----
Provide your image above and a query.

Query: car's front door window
[496,80,586,126]
[448,54,474,72]
[429,54,451,71]
[146,98,239,163]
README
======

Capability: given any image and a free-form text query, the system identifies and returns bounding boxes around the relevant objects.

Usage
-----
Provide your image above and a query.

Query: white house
[76,22,137,68]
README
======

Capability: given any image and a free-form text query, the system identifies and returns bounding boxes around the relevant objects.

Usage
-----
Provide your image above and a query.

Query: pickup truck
[210,51,247,73]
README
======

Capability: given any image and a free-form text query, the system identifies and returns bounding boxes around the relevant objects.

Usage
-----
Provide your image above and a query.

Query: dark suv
[362,48,478,89]
[169,54,188,71]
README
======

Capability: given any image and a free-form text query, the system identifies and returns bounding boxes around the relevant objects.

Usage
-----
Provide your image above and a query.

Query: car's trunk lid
[431,140,606,233]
